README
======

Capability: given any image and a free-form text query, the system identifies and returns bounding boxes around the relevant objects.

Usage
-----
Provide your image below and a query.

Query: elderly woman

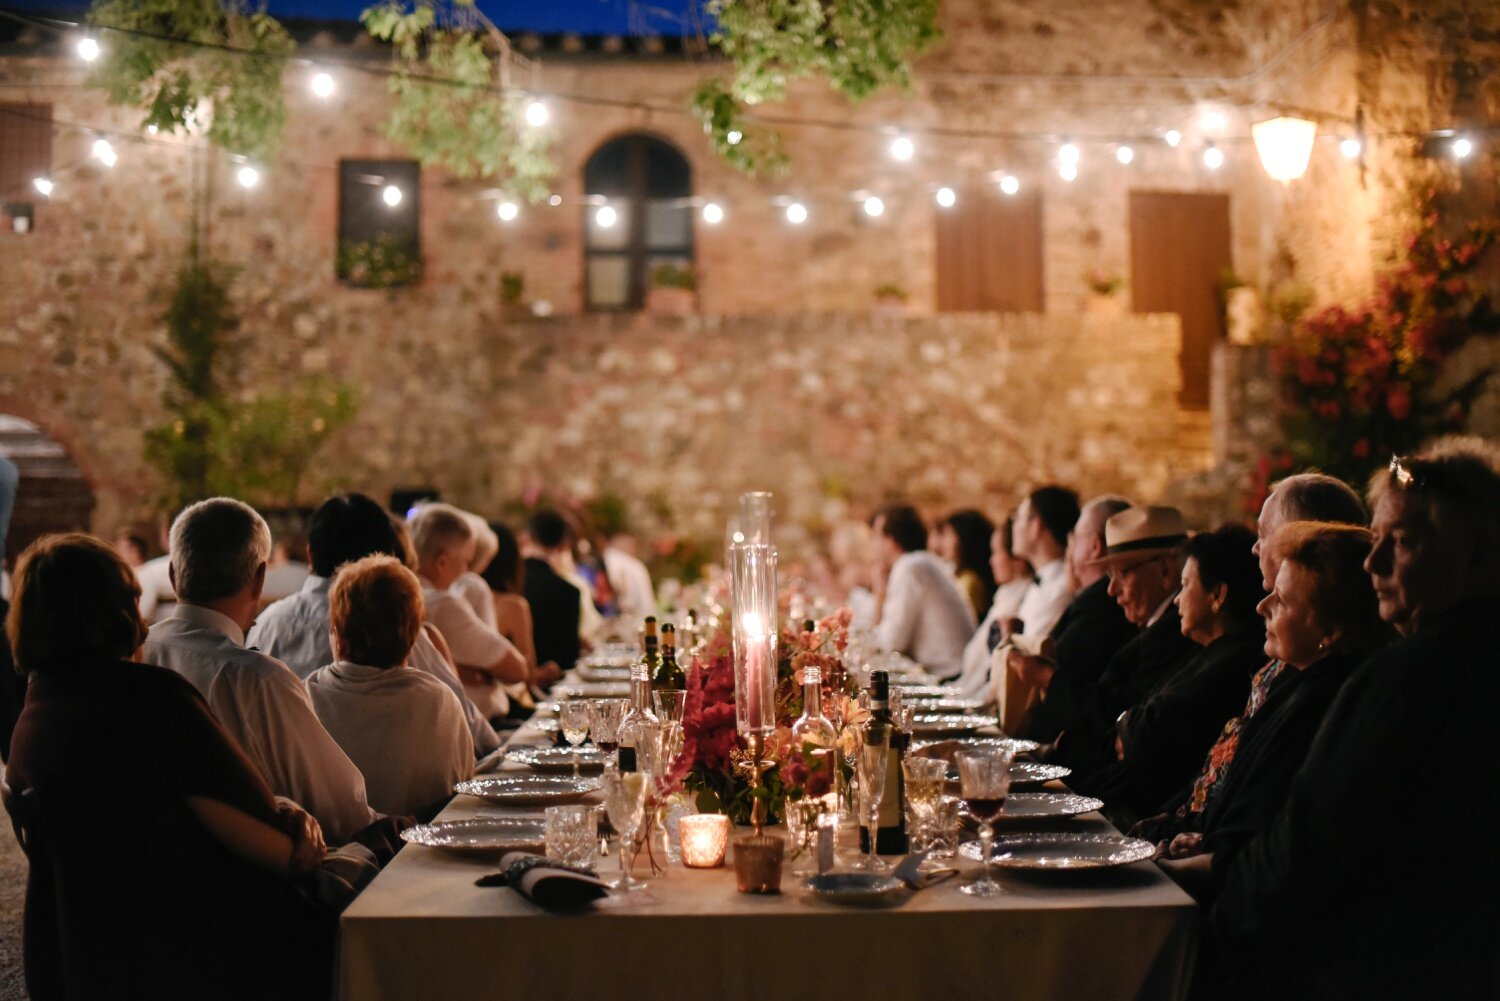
[307,555,474,820]
[5,535,333,1000]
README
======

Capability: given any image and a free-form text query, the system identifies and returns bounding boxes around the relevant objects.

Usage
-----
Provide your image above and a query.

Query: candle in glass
[730,543,777,737]
[678,814,730,868]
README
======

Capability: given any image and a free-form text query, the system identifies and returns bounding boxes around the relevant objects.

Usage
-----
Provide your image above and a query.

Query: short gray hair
[1270,473,1365,526]
[169,497,272,602]
[1075,494,1132,546]
[407,502,474,565]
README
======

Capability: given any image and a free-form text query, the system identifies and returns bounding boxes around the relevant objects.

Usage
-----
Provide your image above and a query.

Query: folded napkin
[476,851,608,909]
[892,852,958,890]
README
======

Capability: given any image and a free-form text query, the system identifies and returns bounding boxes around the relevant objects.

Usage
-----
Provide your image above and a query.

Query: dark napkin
[476,851,608,908]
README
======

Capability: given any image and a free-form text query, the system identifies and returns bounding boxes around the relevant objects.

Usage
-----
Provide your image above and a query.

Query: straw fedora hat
[1094,506,1189,566]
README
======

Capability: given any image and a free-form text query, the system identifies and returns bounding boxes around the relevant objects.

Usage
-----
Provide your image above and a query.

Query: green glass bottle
[654,623,687,691]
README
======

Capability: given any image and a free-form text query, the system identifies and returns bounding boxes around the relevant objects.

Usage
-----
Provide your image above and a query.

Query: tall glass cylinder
[730,542,778,737]
[738,491,774,548]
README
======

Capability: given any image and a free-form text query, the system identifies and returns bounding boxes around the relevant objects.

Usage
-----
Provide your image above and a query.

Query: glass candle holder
[678,814,730,868]
[730,542,778,738]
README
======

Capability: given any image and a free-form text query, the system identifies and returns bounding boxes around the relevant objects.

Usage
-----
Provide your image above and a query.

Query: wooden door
[1128,191,1231,409]
[936,188,1043,312]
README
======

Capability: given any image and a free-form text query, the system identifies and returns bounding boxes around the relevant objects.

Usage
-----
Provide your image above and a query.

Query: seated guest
[0,462,21,761]
[1044,506,1198,775]
[872,504,976,679]
[410,503,531,720]
[6,535,334,1001]
[522,510,585,673]
[307,556,474,819]
[1008,495,1137,742]
[954,514,1033,699]
[249,493,500,757]
[1075,524,1267,827]
[1212,438,1500,999]
[1133,472,1368,844]
[145,498,377,843]
[451,511,501,630]
[945,509,999,621]
[603,531,657,620]
[481,520,553,679]
[261,529,310,604]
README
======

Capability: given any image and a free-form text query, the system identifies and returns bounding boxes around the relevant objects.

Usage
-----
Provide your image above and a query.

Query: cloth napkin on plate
[476,851,608,908]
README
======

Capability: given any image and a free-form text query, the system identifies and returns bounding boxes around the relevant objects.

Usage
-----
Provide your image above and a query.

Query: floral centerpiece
[679,607,862,825]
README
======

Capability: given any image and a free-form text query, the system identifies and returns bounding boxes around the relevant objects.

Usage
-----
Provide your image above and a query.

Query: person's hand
[1006,651,1056,690]
[1167,832,1204,859]
[1114,734,1125,761]
[532,660,562,687]
[278,804,326,873]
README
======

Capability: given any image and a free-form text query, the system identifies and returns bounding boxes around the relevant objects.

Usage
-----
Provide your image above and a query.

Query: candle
[678,814,730,868]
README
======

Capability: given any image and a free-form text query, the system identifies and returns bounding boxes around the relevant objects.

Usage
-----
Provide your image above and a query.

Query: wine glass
[850,722,890,873]
[653,690,687,727]
[602,769,649,891]
[587,699,627,772]
[956,747,1014,897]
[559,701,592,779]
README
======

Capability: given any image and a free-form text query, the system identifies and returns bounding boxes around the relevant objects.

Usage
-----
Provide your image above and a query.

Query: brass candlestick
[738,729,774,835]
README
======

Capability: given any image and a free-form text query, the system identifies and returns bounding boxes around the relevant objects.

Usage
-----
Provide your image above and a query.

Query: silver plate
[959,833,1156,870]
[912,736,1040,756]
[454,774,600,806]
[909,712,998,737]
[507,745,607,775]
[556,681,631,699]
[995,792,1102,820]
[1009,761,1071,786]
[892,684,959,698]
[575,664,632,683]
[909,697,987,713]
[802,872,907,905]
[530,717,560,734]
[400,817,547,856]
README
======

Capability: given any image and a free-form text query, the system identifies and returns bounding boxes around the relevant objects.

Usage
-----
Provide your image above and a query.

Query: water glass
[603,770,648,891]
[653,690,688,726]
[559,701,592,778]
[784,797,825,876]
[588,699,628,770]
[544,805,599,869]
[926,796,962,860]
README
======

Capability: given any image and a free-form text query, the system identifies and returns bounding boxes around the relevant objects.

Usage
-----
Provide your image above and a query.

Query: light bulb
[1453,136,1474,159]
[1340,138,1362,159]
[595,205,617,228]
[726,130,743,146]
[863,195,885,217]
[1059,162,1078,181]
[999,174,1020,196]
[1203,145,1225,170]
[311,72,335,98]
[786,202,808,225]
[935,186,956,208]
[1058,143,1080,165]
[1116,145,1135,164]
[548,194,562,206]
[77,37,99,62]
[702,202,724,224]
[525,100,549,127]
[890,135,915,161]
[1164,129,1182,148]
[146,124,158,135]
[92,138,116,167]
[382,184,403,207]
[497,200,519,222]
[33,177,53,196]
[236,165,259,188]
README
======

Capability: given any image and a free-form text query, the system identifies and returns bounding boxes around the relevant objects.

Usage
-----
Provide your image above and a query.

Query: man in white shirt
[872,505,976,679]
[144,496,378,843]
[249,493,501,757]
[603,533,656,620]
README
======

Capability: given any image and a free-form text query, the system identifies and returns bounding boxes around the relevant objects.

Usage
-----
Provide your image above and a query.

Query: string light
[595,204,617,228]
[548,194,562,206]
[935,186,956,208]
[999,174,1020,196]
[146,124,158,135]
[91,138,117,167]
[1340,137,1362,159]
[1059,162,1078,181]
[311,72,335,98]
[1058,143,1080,165]
[236,165,259,188]
[1203,144,1225,170]
[890,135,914,161]
[525,100,550,127]
[1453,136,1474,159]
[1116,145,1135,164]
[786,202,808,225]
[726,130,743,146]
[497,200,519,221]
[702,202,724,224]
[33,177,53,196]
[382,184,403,207]
[1164,129,1182,148]
[862,195,885,217]
[76,36,99,61]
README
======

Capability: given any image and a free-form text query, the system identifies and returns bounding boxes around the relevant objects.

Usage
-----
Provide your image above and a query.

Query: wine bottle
[654,623,686,691]
[640,616,662,680]
[858,670,908,855]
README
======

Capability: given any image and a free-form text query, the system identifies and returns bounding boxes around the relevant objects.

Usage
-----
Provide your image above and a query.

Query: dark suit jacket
[522,558,581,672]
[1210,600,1500,1000]
[0,597,23,762]
[1019,578,1138,744]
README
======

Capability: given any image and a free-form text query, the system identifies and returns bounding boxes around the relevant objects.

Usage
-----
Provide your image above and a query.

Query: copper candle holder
[732,834,785,894]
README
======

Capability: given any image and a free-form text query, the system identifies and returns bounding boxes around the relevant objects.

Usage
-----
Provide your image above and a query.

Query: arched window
[583,134,693,310]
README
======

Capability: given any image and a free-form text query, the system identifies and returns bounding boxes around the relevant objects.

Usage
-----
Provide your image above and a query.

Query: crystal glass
[927,796,962,860]
[545,805,599,868]
[559,701,592,778]
[903,755,948,824]
[851,723,891,873]
[603,769,648,891]
[653,690,688,727]
[587,698,628,771]
[785,797,825,876]
[956,747,1014,897]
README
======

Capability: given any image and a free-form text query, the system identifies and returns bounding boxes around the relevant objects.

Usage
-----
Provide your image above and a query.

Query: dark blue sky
[2,1,707,36]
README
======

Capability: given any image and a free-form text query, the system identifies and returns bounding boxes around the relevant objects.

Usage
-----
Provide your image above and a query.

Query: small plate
[556,682,631,699]
[995,792,1102,820]
[400,817,547,857]
[454,774,600,806]
[912,736,1040,757]
[909,712,998,737]
[575,664,632,683]
[959,833,1155,870]
[802,872,907,906]
[507,745,607,775]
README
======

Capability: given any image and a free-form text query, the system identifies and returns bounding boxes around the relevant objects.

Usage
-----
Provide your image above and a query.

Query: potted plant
[1083,267,1125,313]
[873,282,909,316]
[647,263,697,316]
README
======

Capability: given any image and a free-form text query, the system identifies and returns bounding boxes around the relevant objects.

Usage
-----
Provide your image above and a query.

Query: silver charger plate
[400,817,547,857]
[958,833,1156,870]
[454,774,600,806]
[893,684,960,698]
[530,717,560,734]
[556,681,631,699]
[575,664,632,683]
[909,697,988,714]
[996,792,1102,820]
[910,712,998,737]
[802,872,907,906]
[1009,761,1071,786]
[912,736,1041,756]
[507,745,607,775]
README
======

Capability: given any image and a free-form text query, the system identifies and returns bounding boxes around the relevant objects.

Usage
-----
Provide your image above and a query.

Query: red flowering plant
[1250,190,1497,509]
[679,607,856,825]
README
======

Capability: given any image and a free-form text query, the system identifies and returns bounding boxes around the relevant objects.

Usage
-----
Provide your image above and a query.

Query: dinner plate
[556,681,631,699]
[802,872,907,906]
[529,717,560,734]
[912,736,1040,757]
[908,697,987,713]
[400,817,548,857]
[994,792,1102,820]
[454,775,600,806]
[1009,761,1071,786]
[575,664,632,683]
[892,684,960,698]
[506,745,607,775]
[909,712,998,737]
[958,833,1156,870]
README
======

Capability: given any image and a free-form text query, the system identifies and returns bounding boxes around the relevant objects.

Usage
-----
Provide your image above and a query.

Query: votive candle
[678,814,730,868]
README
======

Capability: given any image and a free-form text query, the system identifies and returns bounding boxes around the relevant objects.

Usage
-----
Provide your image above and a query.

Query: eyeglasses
[1389,454,1467,495]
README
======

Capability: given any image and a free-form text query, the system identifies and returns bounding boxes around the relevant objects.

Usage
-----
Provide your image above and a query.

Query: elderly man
[871,504,976,679]
[1255,472,1366,588]
[144,497,377,843]
[1211,439,1500,999]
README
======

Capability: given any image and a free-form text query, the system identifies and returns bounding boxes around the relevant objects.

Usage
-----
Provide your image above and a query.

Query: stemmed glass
[559,701,592,779]
[653,690,687,727]
[956,747,1014,897]
[587,699,627,772]
[602,769,648,891]
[850,723,891,873]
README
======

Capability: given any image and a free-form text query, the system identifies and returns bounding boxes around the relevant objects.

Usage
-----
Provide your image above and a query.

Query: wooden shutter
[936,188,1043,312]
[0,103,53,198]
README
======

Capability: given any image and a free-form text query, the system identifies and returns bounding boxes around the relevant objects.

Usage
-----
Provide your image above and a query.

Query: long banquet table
[341,709,1199,1001]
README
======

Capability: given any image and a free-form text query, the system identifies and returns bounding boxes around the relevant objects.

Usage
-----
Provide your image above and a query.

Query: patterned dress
[1182,659,1286,816]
